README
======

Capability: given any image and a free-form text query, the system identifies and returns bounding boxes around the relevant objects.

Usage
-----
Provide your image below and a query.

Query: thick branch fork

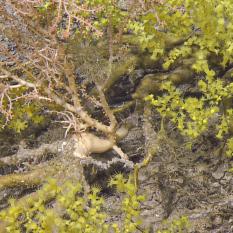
[0,65,115,134]
[0,126,129,195]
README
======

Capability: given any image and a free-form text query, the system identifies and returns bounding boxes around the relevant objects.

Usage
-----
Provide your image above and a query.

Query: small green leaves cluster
[137,1,233,157]
[8,103,44,133]
[130,0,233,68]
[130,0,233,156]
[0,175,146,233]
[0,97,44,133]
[145,80,218,138]
[109,174,145,233]
[35,1,52,13]
[146,69,233,158]
[0,178,108,233]
[157,216,190,233]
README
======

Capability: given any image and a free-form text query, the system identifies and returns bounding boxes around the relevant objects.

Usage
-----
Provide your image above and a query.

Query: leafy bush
[133,0,233,159]
[130,0,233,65]
[0,175,145,233]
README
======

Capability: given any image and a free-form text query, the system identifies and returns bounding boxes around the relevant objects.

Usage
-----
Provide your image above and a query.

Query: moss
[103,55,139,92]
[133,73,167,99]
[0,162,60,190]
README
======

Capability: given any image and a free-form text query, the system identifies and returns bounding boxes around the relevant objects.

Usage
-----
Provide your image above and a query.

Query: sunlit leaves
[0,175,145,233]
[129,0,233,69]
[145,80,221,139]
[108,174,145,233]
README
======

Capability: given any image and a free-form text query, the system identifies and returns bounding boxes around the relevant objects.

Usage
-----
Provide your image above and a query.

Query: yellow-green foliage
[144,73,233,140]
[135,0,233,158]
[129,0,233,66]
[157,216,190,233]
[0,88,44,133]
[0,175,145,233]
[8,103,44,133]
[108,174,145,233]
[145,75,233,157]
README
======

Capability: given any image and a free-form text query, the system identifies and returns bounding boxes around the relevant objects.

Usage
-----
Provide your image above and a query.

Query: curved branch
[45,89,113,133]
[0,65,113,134]
[0,161,60,190]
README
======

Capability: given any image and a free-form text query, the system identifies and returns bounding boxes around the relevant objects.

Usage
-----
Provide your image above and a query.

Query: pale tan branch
[96,84,117,130]
[0,66,37,89]
[44,89,113,134]
[0,65,113,134]
[64,61,81,108]
[113,145,129,160]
